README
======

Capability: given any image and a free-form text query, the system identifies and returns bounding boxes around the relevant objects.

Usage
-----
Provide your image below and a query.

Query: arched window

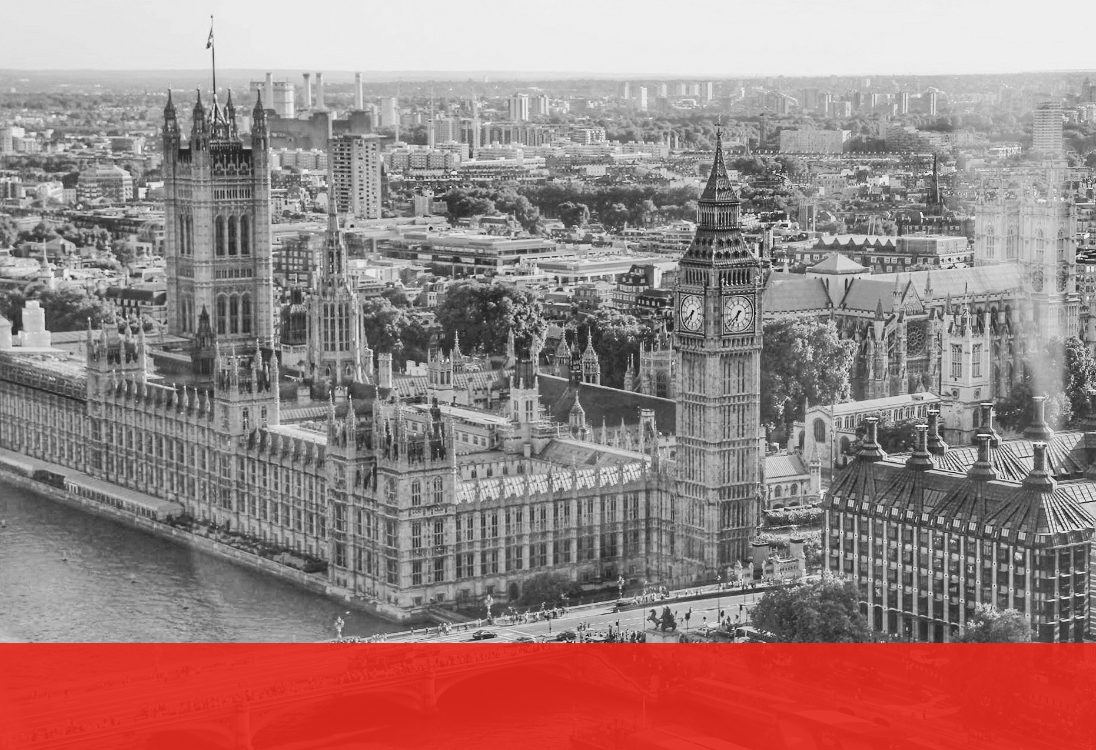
[241,294,252,335]
[227,216,238,256]
[411,480,421,506]
[1006,227,1018,259]
[260,406,267,425]
[216,296,227,335]
[789,484,798,495]
[1058,230,1068,262]
[240,215,250,256]
[215,216,226,257]
[774,486,782,498]
[1035,229,1046,263]
[433,476,443,503]
[813,418,826,444]
[229,295,239,335]
[984,226,995,258]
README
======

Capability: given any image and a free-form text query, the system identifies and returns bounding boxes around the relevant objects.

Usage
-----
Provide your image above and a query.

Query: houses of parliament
[0,91,767,616]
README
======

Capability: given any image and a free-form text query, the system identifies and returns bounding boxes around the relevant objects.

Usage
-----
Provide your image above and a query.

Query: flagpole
[209,15,216,98]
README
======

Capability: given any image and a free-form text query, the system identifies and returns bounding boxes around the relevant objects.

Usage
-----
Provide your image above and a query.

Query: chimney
[1024,395,1055,442]
[378,352,393,390]
[302,72,312,109]
[926,409,949,455]
[1023,442,1057,493]
[265,72,273,113]
[354,72,364,110]
[966,434,997,483]
[977,402,1001,448]
[856,416,887,463]
[315,72,326,111]
[905,423,934,471]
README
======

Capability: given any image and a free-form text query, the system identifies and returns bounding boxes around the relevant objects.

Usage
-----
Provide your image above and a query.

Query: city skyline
[2,0,1094,77]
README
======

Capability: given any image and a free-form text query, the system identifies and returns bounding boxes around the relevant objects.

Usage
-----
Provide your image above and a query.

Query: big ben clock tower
[674,127,763,577]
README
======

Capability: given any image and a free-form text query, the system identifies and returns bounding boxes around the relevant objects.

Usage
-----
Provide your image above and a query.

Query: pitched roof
[537,374,675,433]
[762,277,834,313]
[809,253,868,274]
[873,264,1023,302]
[765,453,809,480]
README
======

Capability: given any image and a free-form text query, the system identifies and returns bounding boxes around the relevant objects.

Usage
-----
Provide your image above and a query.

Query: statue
[647,606,677,632]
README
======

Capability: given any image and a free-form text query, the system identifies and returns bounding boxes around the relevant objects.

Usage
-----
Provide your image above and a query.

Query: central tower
[162,89,275,373]
[674,128,763,576]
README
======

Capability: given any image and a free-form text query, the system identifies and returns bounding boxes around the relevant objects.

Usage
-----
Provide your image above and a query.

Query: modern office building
[508,93,530,122]
[1032,101,1064,158]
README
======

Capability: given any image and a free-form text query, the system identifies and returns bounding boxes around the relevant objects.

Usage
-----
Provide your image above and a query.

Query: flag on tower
[206,20,214,49]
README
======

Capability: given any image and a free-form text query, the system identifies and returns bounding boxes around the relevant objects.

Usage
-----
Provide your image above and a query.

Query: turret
[251,91,269,149]
[163,89,180,149]
[224,88,238,138]
[191,89,209,150]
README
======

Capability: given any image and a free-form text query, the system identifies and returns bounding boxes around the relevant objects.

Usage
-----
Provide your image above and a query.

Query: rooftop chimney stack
[354,72,364,110]
[1023,442,1058,493]
[978,402,1001,447]
[1024,395,1055,442]
[966,434,997,483]
[265,72,273,113]
[315,72,326,111]
[905,423,934,472]
[856,416,887,463]
[302,73,312,109]
[926,409,949,455]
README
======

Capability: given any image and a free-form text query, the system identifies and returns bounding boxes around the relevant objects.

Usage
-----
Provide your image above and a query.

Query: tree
[515,573,578,607]
[109,239,136,268]
[958,604,1032,643]
[849,417,919,454]
[7,288,116,333]
[995,337,1091,432]
[435,281,546,357]
[358,298,430,366]
[761,318,857,431]
[576,307,654,388]
[751,576,871,643]
[557,201,590,228]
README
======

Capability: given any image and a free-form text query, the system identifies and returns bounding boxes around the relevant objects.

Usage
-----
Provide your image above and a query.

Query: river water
[0,479,392,643]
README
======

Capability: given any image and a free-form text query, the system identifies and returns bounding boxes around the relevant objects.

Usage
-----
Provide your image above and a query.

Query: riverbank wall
[0,466,432,626]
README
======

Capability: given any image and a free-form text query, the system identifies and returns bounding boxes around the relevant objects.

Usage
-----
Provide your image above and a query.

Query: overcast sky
[2,0,1092,76]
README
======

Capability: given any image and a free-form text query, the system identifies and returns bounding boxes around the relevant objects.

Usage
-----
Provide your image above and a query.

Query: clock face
[723,296,755,333]
[679,294,703,332]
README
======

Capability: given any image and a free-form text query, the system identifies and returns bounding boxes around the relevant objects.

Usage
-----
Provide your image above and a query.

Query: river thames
[0,480,392,642]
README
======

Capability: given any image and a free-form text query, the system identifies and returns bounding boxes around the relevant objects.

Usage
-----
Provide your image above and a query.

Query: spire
[164,88,176,120]
[700,123,738,203]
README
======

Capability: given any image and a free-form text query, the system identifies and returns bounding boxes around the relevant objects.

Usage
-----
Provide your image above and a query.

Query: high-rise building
[658,82,668,98]
[673,129,763,573]
[508,93,530,122]
[162,90,275,369]
[1032,101,1064,158]
[927,91,938,116]
[676,82,689,97]
[801,88,819,111]
[621,81,631,100]
[899,92,909,115]
[530,94,550,118]
[704,81,714,102]
[637,86,649,112]
[379,97,398,129]
[328,134,382,221]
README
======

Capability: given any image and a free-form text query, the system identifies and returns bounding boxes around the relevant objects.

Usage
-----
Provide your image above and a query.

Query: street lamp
[485,594,494,623]
[716,573,722,631]
[618,575,625,601]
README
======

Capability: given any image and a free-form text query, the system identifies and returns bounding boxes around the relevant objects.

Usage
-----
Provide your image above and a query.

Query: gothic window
[229,295,239,335]
[984,226,995,258]
[951,344,962,379]
[972,344,983,379]
[242,408,250,430]
[433,476,443,504]
[260,406,267,425]
[227,216,238,256]
[216,296,227,335]
[240,216,250,255]
[215,216,226,257]
[241,294,252,335]
[411,480,421,506]
[1006,227,1018,259]
[813,418,826,444]
[1058,230,1067,262]
[1035,229,1046,264]
[774,486,782,499]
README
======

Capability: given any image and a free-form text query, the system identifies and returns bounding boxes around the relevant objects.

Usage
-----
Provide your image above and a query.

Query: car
[470,630,497,641]
[513,635,537,643]
[554,629,578,642]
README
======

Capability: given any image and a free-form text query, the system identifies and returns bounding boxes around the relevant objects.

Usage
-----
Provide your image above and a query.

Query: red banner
[2,645,1089,750]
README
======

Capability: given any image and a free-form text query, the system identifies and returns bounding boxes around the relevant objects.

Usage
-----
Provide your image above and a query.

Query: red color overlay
[2,645,1091,750]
